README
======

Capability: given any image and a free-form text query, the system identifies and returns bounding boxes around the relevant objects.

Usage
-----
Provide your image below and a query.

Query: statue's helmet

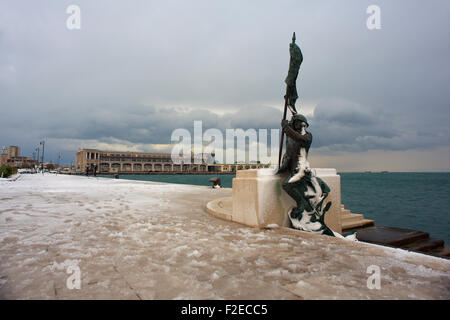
[292,114,309,127]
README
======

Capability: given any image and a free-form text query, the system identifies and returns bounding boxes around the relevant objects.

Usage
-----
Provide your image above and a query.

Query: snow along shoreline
[0,173,449,299]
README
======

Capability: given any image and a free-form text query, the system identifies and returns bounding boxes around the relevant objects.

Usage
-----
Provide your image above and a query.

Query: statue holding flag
[276,33,344,238]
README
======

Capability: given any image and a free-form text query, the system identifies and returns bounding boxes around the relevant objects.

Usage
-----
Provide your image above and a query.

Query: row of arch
[99,162,207,173]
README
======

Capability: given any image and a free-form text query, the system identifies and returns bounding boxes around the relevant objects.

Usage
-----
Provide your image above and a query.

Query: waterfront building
[75,148,270,174]
[75,148,208,174]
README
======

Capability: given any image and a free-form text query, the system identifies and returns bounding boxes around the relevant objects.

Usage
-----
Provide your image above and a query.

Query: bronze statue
[277,34,335,236]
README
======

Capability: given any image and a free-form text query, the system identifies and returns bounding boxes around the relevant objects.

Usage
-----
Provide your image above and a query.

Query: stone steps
[341,209,351,216]
[341,218,375,231]
[340,205,374,231]
[401,238,444,252]
[341,213,364,222]
[354,225,449,259]
[429,246,450,258]
[339,205,448,259]
[356,226,429,246]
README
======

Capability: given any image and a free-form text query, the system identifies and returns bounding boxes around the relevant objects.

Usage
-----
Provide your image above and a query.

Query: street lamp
[40,141,45,174]
[35,147,40,172]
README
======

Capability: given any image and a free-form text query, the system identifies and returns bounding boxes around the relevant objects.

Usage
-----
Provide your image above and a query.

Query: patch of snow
[0,174,448,300]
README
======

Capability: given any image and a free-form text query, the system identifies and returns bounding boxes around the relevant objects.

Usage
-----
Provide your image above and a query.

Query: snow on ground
[0,174,449,299]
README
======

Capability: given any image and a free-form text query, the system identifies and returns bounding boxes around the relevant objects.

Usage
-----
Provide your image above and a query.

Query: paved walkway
[0,174,449,299]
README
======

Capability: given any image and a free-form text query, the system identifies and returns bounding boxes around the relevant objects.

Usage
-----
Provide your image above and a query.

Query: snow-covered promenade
[0,174,449,299]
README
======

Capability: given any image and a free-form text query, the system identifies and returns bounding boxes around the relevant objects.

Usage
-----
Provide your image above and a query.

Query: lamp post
[40,141,45,174]
[35,147,40,172]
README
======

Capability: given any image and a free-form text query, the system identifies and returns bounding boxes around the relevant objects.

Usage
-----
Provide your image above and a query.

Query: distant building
[75,148,269,174]
[1,145,36,168]
[75,148,208,174]
[7,146,20,158]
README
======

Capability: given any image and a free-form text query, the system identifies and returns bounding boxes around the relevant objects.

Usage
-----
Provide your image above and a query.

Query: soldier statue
[277,33,336,236]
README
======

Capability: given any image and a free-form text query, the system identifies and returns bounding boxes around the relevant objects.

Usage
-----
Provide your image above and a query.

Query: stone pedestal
[230,168,342,234]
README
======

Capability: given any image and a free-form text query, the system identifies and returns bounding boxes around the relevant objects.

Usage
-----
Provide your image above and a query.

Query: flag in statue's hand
[285,32,303,115]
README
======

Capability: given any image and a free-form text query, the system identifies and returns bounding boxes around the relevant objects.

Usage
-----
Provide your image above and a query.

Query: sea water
[339,172,450,244]
[99,172,450,243]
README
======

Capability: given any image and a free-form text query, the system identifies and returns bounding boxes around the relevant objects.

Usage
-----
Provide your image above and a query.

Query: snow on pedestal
[231,168,342,234]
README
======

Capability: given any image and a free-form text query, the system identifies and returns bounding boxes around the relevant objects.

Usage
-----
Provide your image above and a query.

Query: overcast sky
[1,0,449,171]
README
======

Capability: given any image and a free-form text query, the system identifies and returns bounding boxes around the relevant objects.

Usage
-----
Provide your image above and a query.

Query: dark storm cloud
[311,98,450,153]
[0,0,449,168]
[40,104,280,144]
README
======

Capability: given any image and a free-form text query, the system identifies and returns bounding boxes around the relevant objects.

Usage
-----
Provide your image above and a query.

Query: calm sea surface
[99,172,450,243]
